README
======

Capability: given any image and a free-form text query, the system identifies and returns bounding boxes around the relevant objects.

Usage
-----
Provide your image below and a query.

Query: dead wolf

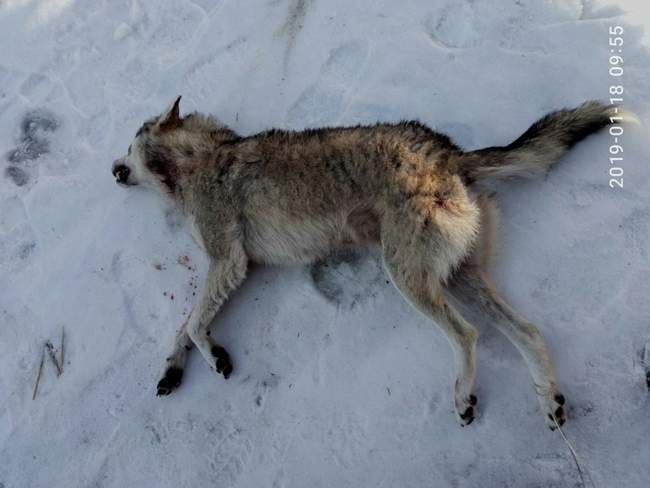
[112,97,627,428]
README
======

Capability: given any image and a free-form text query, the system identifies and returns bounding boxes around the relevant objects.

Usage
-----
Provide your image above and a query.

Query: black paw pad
[468,394,477,406]
[211,345,233,379]
[157,367,183,396]
[459,406,474,421]
[554,393,565,405]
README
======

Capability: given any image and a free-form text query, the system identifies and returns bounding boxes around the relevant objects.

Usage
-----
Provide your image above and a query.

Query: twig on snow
[45,341,62,376]
[32,350,45,400]
[641,341,650,390]
[60,326,65,374]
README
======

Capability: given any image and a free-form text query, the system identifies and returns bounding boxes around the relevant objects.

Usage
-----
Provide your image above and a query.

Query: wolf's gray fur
[112,97,628,428]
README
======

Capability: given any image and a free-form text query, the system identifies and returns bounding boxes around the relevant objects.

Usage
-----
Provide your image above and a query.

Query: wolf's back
[458,101,635,185]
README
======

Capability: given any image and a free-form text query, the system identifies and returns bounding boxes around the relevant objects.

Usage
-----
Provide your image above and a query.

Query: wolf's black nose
[113,165,130,184]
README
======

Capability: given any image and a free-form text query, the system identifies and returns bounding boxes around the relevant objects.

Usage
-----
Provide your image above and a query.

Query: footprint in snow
[4,108,59,187]
[310,248,387,310]
[286,40,369,128]
[202,419,253,487]
[0,197,37,270]
[253,373,281,409]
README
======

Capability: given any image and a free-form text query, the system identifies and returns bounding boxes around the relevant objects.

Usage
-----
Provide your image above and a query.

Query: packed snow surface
[1,0,649,487]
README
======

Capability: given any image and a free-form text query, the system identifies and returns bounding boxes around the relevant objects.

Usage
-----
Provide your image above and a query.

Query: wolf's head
[111,96,236,197]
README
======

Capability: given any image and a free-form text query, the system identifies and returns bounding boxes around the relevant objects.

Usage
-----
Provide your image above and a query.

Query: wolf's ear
[157,95,182,131]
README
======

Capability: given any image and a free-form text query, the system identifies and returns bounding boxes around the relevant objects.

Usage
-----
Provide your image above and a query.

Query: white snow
[1,0,650,486]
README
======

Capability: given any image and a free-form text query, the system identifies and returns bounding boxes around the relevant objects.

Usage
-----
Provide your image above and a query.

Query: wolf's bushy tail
[458,101,636,184]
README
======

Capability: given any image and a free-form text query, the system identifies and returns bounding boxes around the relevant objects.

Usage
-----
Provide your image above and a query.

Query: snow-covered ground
[1,0,649,486]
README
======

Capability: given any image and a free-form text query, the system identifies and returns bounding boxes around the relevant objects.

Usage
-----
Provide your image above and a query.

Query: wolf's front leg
[184,243,248,380]
[156,241,248,395]
[157,316,193,395]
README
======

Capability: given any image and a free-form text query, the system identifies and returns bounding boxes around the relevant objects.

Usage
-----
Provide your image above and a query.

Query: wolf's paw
[455,393,477,427]
[211,345,233,379]
[157,367,183,396]
[541,391,567,430]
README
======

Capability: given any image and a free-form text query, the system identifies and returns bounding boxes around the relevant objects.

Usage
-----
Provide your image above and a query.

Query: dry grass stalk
[32,350,45,400]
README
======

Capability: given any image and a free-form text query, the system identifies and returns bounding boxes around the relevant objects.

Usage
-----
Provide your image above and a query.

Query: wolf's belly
[243,211,347,265]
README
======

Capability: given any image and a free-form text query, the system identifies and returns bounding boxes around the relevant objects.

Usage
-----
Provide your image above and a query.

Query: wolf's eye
[128,145,132,155]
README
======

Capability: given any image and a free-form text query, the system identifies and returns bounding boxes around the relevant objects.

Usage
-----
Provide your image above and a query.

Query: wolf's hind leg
[156,318,193,395]
[447,267,566,429]
[382,237,479,426]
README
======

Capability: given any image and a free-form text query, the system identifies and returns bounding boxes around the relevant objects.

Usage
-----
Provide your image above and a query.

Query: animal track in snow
[4,167,29,187]
[424,0,582,50]
[253,373,281,409]
[145,3,203,64]
[202,419,253,487]
[4,109,59,187]
[425,3,480,49]
[322,410,368,468]
[187,0,225,16]
[271,469,286,488]
[182,37,248,103]
[276,0,311,72]
[0,197,36,271]
[19,73,53,100]
[287,40,368,127]
[164,206,185,233]
[9,109,58,162]
[310,248,387,309]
